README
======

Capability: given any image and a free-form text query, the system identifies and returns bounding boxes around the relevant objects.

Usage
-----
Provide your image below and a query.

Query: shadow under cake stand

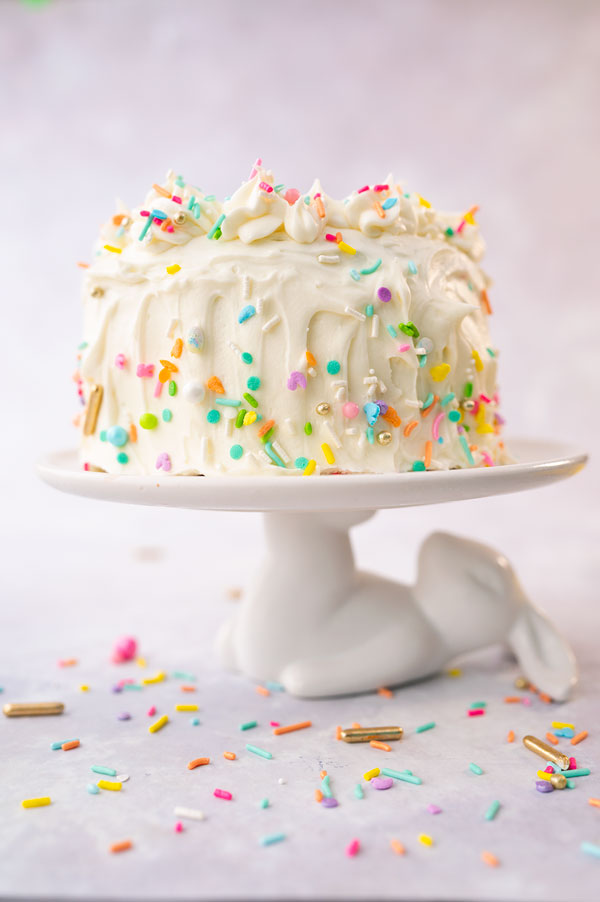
[37,438,587,701]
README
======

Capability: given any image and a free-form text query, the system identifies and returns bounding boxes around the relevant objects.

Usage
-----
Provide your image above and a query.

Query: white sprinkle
[257,449,272,465]
[262,315,281,333]
[363,376,378,385]
[225,417,235,437]
[284,418,297,436]
[114,774,129,783]
[278,778,286,785]
[366,384,377,398]
[345,427,358,435]
[200,436,212,464]
[256,297,265,314]
[370,314,380,338]
[324,422,342,449]
[318,254,340,264]
[344,305,366,321]
[174,806,205,821]
[415,348,427,356]
[228,341,241,356]
[404,399,423,409]
[241,275,251,300]
[335,386,346,402]
[167,318,179,339]
[307,367,317,378]
[271,440,290,464]
[379,380,388,394]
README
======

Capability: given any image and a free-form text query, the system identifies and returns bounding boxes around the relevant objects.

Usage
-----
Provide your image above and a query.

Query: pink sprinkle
[114,353,126,369]
[175,822,183,833]
[373,184,389,192]
[479,394,491,403]
[171,196,182,204]
[147,706,157,717]
[214,788,232,800]
[166,225,174,233]
[269,721,280,728]
[456,220,466,233]
[287,371,307,391]
[154,379,163,398]
[480,451,495,467]
[522,696,532,706]
[112,636,137,663]
[544,766,554,773]
[249,157,262,180]
[140,210,150,217]
[314,192,321,198]
[259,181,273,193]
[153,217,162,225]
[569,757,577,770]
[427,804,442,814]
[346,839,360,857]
[156,452,171,472]
[136,363,154,378]
[432,412,444,441]
[283,188,300,205]
[325,233,338,242]
[398,344,411,352]
[357,186,370,194]
[342,402,359,419]
[468,708,485,716]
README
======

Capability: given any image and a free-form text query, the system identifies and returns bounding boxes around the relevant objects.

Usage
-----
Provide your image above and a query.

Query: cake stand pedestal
[37,438,587,701]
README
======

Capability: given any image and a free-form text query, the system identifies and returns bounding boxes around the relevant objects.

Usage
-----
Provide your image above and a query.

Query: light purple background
[1,1,599,899]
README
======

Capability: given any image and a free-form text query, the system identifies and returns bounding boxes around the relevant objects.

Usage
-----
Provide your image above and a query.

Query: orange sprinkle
[76,262,90,268]
[588,798,600,808]
[538,693,552,704]
[335,231,342,243]
[160,217,172,232]
[545,732,559,746]
[112,214,127,226]
[58,659,78,667]
[374,200,385,219]
[404,420,418,437]
[378,687,393,698]
[315,789,323,802]
[320,770,327,779]
[480,289,493,315]
[336,725,342,741]
[315,196,326,219]
[424,441,432,468]
[306,350,317,368]
[421,396,439,418]
[181,685,196,692]
[507,730,515,743]
[256,685,270,697]
[390,839,405,856]
[158,368,171,384]
[129,424,137,443]
[273,721,312,736]
[258,419,275,438]
[171,338,183,359]
[481,850,499,868]
[110,840,132,854]
[382,406,401,428]
[207,376,225,394]
[571,731,588,746]
[351,722,362,729]
[529,685,538,694]
[370,740,392,751]
[159,359,178,372]
[504,696,522,703]
[223,751,236,760]
[187,757,210,770]
[153,183,171,198]
[62,740,80,751]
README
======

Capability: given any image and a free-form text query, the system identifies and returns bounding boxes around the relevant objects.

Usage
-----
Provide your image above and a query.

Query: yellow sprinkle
[303,459,317,476]
[136,657,146,668]
[430,363,451,382]
[104,245,122,254]
[142,671,166,685]
[149,714,169,734]
[418,195,431,208]
[175,704,198,712]
[418,833,433,847]
[363,768,381,781]
[476,423,495,434]
[79,685,89,692]
[536,770,552,781]
[464,212,476,225]
[166,264,181,275]
[472,350,484,372]
[321,443,335,465]
[97,780,122,791]
[22,797,51,809]
[447,667,462,677]
[243,411,257,426]
[551,721,575,730]
[338,241,356,255]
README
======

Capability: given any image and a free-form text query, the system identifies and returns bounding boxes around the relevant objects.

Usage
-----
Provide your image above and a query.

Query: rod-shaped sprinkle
[4,702,64,717]
[340,726,402,743]
[523,735,570,770]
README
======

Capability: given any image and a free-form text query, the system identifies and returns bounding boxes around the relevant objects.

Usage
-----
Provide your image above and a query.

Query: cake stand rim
[36,438,588,513]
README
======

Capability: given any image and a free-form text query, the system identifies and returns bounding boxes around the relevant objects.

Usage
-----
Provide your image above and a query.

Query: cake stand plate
[37,438,587,700]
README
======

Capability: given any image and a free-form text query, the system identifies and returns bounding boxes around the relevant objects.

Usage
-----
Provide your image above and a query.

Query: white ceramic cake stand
[37,438,587,701]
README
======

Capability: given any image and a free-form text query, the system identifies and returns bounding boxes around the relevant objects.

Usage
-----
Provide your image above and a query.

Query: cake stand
[37,438,587,701]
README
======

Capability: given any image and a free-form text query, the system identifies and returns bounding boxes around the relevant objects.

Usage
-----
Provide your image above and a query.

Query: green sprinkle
[273,184,285,193]
[295,457,309,470]
[386,324,398,338]
[354,783,364,799]
[77,341,88,350]
[321,775,333,798]
[260,833,286,847]
[172,671,196,680]
[175,175,185,188]
[350,269,361,281]
[422,392,435,410]
[240,720,258,731]
[260,798,269,808]
[207,409,220,424]
[484,800,500,821]
[412,461,426,471]
[162,409,172,422]
[187,195,196,210]
[168,380,177,396]
[207,214,225,239]
[264,442,286,467]
[380,768,422,785]
[469,763,483,775]
[190,717,200,726]
[440,393,455,406]
[398,321,419,338]
[247,376,260,390]
[91,765,117,776]
[99,430,107,441]
[123,683,143,690]
[470,701,487,709]
[204,194,216,202]
[230,444,243,460]
[566,779,576,788]
[366,426,374,444]
[459,435,475,465]
[246,744,272,760]
[215,398,242,407]
[327,360,341,375]
[304,422,312,435]
[464,381,473,398]
[360,258,382,275]
[235,408,247,428]
[116,452,128,464]
[415,721,436,733]
[365,304,374,317]
[241,352,253,365]
[51,739,78,750]
[486,347,496,357]
[448,410,461,422]
[562,768,590,778]
[87,783,100,794]
[407,260,418,275]
[261,427,274,443]
[139,413,158,430]
[244,392,258,408]
[445,227,454,237]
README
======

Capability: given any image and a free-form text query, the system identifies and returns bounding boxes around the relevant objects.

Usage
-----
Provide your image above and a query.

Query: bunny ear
[508,603,577,702]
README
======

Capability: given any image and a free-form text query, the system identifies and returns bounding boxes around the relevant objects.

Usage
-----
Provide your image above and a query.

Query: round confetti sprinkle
[294,457,309,470]
[207,409,220,424]
[247,376,261,390]
[412,461,426,471]
[139,413,158,430]
[230,444,243,460]
[342,402,359,419]
[116,452,129,464]
[377,286,392,303]
[162,409,172,422]
[448,410,461,422]
[106,425,128,448]
[326,360,341,375]
[241,352,253,365]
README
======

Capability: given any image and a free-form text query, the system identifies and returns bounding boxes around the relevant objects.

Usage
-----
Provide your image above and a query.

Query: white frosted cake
[75,163,507,475]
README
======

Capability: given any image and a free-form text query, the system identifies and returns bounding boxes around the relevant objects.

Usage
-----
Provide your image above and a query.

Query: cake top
[93,159,485,270]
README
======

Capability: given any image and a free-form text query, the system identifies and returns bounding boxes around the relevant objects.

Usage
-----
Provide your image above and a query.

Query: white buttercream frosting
[76,166,505,476]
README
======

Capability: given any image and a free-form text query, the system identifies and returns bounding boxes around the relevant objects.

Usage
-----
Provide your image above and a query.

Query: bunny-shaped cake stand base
[217,511,578,701]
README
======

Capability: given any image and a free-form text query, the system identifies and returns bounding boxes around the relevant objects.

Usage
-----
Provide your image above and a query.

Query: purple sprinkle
[111,685,123,693]
[371,777,393,790]
[427,804,442,814]
[536,780,554,793]
[375,400,389,415]
[377,286,392,303]
[321,797,339,808]
[117,712,131,721]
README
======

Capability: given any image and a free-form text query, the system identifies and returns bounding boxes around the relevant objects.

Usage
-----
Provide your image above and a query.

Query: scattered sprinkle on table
[260,833,286,847]
[97,780,122,791]
[109,840,132,854]
[91,765,117,776]
[22,797,51,809]
[345,839,360,857]
[469,763,484,775]
[481,850,500,867]
[415,721,436,733]
[484,800,500,821]
[571,730,588,745]
[214,788,232,800]
[148,715,169,733]
[418,833,433,847]
[240,720,258,731]
[273,721,312,735]
[188,757,210,769]
[246,744,273,759]
[173,806,204,821]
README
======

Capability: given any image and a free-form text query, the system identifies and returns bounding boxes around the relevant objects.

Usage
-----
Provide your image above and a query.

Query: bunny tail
[508,602,577,702]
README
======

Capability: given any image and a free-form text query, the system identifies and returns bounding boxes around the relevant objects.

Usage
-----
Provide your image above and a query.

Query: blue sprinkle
[207,409,220,423]
[106,425,128,447]
[193,202,202,220]
[363,402,380,425]
[422,393,435,410]
[304,196,310,204]
[382,197,398,210]
[459,435,475,465]
[99,430,107,442]
[230,444,243,460]
[87,784,100,795]
[360,258,382,275]
[190,717,200,726]
[116,452,128,464]
[151,209,167,220]
[175,175,185,188]
[187,195,196,210]
[239,305,256,324]
[138,216,153,241]
[216,398,242,407]
[407,260,418,275]
[419,355,427,368]
[582,842,600,859]
[162,409,172,422]
[115,226,125,238]
[386,324,398,338]
[350,269,361,281]
[365,304,374,317]
[440,393,455,406]
[260,833,286,847]
[448,410,461,422]
[265,681,285,692]
[207,213,225,239]
[264,442,286,468]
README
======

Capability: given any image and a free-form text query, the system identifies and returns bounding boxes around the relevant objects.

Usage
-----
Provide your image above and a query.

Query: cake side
[75,168,506,475]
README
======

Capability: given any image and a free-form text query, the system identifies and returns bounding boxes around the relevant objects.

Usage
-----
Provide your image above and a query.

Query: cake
[75,162,507,475]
